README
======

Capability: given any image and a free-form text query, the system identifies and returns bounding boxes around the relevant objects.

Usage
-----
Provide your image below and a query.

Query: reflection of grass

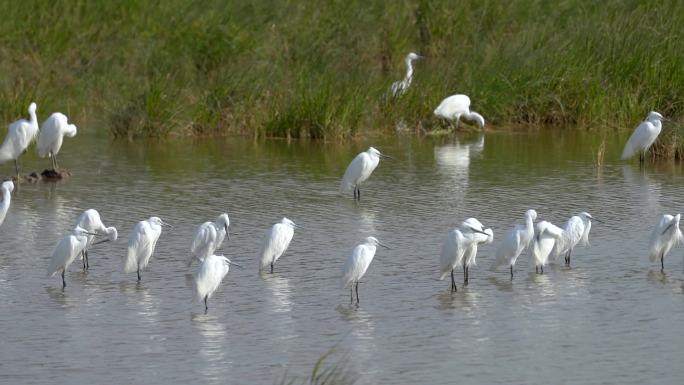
[278,349,358,385]
[1,1,683,139]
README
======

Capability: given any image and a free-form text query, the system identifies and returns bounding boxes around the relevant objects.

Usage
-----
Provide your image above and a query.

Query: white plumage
[433,94,485,129]
[47,226,90,288]
[622,111,664,162]
[258,217,296,273]
[124,217,164,281]
[439,228,472,292]
[37,112,77,170]
[553,212,593,266]
[389,52,421,97]
[189,213,230,266]
[75,209,118,270]
[648,214,683,271]
[532,221,565,273]
[490,209,537,278]
[0,181,14,227]
[340,147,389,200]
[193,254,232,311]
[0,102,39,176]
[341,236,386,304]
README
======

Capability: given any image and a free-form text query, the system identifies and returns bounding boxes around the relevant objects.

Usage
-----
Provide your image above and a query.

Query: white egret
[188,213,230,266]
[193,254,241,312]
[340,147,392,200]
[460,218,493,284]
[75,209,118,270]
[433,94,485,130]
[124,217,169,281]
[489,209,538,278]
[37,112,77,170]
[258,217,299,273]
[47,227,96,289]
[621,111,665,165]
[439,229,471,292]
[0,180,14,227]
[554,212,594,266]
[389,52,422,97]
[0,102,39,176]
[532,221,565,274]
[341,236,389,304]
[649,214,683,272]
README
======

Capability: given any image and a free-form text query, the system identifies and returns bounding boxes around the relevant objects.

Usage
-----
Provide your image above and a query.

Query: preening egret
[554,212,594,266]
[258,217,298,273]
[37,112,77,170]
[75,209,118,270]
[389,52,422,97]
[47,227,95,289]
[622,111,665,165]
[193,254,240,312]
[124,217,169,281]
[649,214,683,272]
[341,236,389,304]
[0,180,14,227]
[490,209,538,278]
[340,147,392,200]
[460,218,493,284]
[188,213,230,266]
[532,221,565,274]
[434,94,485,130]
[0,102,39,176]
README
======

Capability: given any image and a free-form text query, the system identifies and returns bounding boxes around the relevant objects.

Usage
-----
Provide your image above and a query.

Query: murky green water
[1,129,684,384]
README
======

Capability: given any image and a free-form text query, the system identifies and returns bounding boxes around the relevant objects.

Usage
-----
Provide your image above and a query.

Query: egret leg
[85,250,89,270]
[52,154,58,170]
[567,250,572,266]
[14,160,19,178]
[541,265,544,274]
[350,286,354,304]
[462,262,466,283]
[639,151,645,166]
[536,266,538,274]
[204,295,209,313]
[510,265,514,280]
[61,270,66,289]
[357,188,361,201]
[466,266,469,284]
[355,282,360,304]
[270,262,274,274]
[137,268,141,281]
[82,251,87,270]
[450,269,457,292]
[661,252,664,272]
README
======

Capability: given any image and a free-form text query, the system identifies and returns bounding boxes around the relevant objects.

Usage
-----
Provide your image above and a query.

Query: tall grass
[1,0,683,139]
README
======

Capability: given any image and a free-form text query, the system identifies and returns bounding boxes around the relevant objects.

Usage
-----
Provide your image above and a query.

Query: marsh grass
[1,0,683,143]
[277,349,358,385]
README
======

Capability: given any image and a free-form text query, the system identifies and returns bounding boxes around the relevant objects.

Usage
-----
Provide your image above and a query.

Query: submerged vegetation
[1,0,684,139]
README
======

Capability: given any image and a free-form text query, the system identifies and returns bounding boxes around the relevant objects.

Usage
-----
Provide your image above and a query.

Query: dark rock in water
[40,169,71,181]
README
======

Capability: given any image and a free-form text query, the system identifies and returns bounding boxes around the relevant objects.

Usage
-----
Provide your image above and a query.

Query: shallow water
[1,129,684,385]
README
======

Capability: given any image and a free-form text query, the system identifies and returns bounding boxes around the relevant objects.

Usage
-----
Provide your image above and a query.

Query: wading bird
[555,212,594,266]
[532,221,565,274]
[622,111,665,165]
[37,112,77,170]
[439,220,490,292]
[490,209,538,279]
[649,214,683,272]
[0,102,39,177]
[340,147,392,200]
[433,94,485,130]
[0,180,14,227]
[341,236,389,304]
[460,218,493,284]
[188,213,230,266]
[47,227,95,289]
[193,254,241,312]
[389,52,422,97]
[258,217,298,273]
[124,217,169,281]
[75,209,118,270]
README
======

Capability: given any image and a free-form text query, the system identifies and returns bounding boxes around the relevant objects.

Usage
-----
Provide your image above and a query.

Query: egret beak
[227,260,243,269]
[293,224,307,230]
[377,240,391,250]
[379,153,394,160]
[161,222,173,228]
[590,217,604,224]
[662,222,675,235]
[92,238,111,245]
[83,231,99,236]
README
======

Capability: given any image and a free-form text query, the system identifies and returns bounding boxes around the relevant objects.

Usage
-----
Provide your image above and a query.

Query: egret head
[216,213,230,231]
[66,124,78,138]
[73,226,97,237]
[407,52,422,61]
[281,217,296,228]
[579,212,593,220]
[28,102,37,114]
[149,217,171,228]
[647,111,664,122]
[484,228,494,243]
[365,236,390,249]
[525,209,538,221]
[105,226,118,242]
[368,147,393,160]
[472,113,485,129]
[1,180,14,193]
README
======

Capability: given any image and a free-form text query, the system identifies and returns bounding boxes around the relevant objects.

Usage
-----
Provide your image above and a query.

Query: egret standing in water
[341,236,389,304]
[439,220,490,292]
[188,213,230,266]
[258,217,299,273]
[622,111,665,165]
[340,147,392,200]
[490,209,538,278]
[649,214,683,272]
[433,94,485,130]
[75,209,118,270]
[193,254,241,312]
[47,227,95,289]
[460,218,493,284]
[532,221,565,274]
[555,212,594,266]
[389,52,422,97]
[37,112,77,170]
[124,217,169,281]
[0,180,14,227]
[0,102,39,177]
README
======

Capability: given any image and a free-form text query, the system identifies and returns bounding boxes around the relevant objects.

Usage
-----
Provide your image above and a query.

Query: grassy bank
[1,0,683,139]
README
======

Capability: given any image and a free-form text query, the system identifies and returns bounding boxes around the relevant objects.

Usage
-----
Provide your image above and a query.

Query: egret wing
[622,121,656,160]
